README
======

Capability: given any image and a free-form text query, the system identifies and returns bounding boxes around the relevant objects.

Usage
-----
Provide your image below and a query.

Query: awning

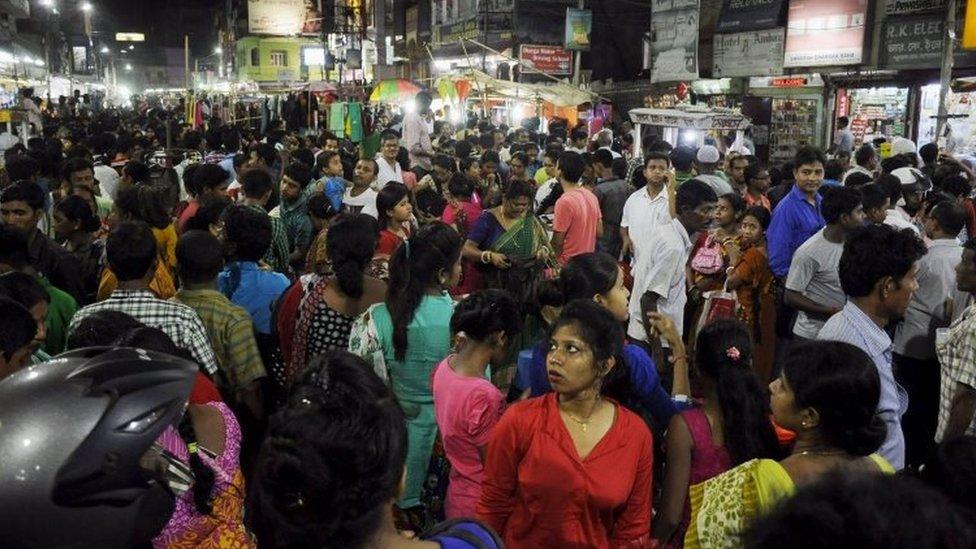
[434,69,595,107]
[629,107,751,131]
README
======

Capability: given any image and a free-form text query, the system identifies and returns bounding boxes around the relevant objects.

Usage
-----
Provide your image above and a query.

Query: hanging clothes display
[329,102,346,134]
[346,102,364,143]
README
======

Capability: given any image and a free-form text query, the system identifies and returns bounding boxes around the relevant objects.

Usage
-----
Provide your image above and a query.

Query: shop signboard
[884,0,946,15]
[717,0,786,33]
[432,17,479,47]
[650,0,700,83]
[564,8,592,51]
[882,16,976,69]
[520,45,573,76]
[783,0,868,68]
[248,0,321,35]
[713,28,784,78]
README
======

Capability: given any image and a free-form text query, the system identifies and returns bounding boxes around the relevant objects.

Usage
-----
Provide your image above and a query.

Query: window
[269,51,287,67]
[250,48,259,67]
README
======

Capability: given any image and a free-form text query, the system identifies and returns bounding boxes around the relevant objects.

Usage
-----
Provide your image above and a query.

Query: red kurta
[477,393,653,549]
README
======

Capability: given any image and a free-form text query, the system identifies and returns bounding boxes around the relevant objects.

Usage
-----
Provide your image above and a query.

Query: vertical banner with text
[650,0,700,83]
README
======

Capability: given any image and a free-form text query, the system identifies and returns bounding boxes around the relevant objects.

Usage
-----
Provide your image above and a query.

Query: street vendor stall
[628,105,752,151]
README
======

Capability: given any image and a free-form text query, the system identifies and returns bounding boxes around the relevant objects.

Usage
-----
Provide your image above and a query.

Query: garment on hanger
[329,102,346,135]
[346,102,364,143]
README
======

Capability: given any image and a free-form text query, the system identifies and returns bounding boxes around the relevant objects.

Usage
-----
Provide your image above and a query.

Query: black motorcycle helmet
[0,347,197,547]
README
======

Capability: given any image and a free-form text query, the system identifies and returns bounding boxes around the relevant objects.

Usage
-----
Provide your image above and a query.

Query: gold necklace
[562,399,600,432]
[795,449,846,457]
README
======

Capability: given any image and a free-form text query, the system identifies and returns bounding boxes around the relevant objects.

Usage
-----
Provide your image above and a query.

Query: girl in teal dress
[350,222,463,522]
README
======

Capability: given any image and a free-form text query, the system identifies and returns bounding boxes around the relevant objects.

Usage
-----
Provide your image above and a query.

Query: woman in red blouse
[477,300,653,549]
[375,183,413,257]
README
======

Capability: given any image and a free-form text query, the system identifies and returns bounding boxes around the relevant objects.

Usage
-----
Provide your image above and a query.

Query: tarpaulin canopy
[435,69,595,107]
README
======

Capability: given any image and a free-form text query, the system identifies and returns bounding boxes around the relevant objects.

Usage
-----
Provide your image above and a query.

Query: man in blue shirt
[768,146,828,278]
[817,224,927,470]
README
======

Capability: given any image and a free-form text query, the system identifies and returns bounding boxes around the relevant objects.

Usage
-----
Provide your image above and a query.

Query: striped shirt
[172,289,266,392]
[936,302,976,441]
[818,301,909,469]
[68,289,219,374]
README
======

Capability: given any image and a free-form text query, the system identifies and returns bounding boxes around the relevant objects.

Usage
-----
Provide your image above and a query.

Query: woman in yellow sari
[685,340,895,549]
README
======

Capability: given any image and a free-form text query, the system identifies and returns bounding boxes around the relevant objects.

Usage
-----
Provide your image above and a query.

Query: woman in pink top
[652,319,781,548]
[433,289,522,518]
[441,173,485,295]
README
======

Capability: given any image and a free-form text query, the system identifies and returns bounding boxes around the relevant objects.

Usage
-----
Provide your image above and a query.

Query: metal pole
[184,35,190,90]
[935,0,958,146]
[572,0,584,85]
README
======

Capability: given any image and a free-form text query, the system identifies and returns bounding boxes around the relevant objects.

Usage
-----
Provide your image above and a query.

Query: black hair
[327,214,378,299]
[123,160,150,184]
[222,204,272,262]
[881,155,910,174]
[386,222,461,361]
[450,289,522,341]
[375,182,410,231]
[240,168,274,199]
[112,327,216,516]
[549,299,638,406]
[0,270,50,311]
[592,148,614,169]
[55,194,101,233]
[480,150,500,165]
[859,183,889,213]
[696,319,780,465]
[177,230,224,284]
[454,140,473,159]
[254,350,407,549]
[0,297,36,363]
[839,224,926,298]
[941,174,971,199]
[182,164,203,197]
[544,252,619,306]
[744,162,766,184]
[646,151,672,169]
[379,129,400,143]
[844,172,873,188]
[504,178,535,202]
[293,148,315,172]
[307,193,338,222]
[319,131,339,148]
[314,150,341,179]
[249,143,277,166]
[820,186,862,225]
[877,173,902,205]
[782,340,885,456]
[65,309,144,350]
[793,146,826,170]
[1,180,45,211]
[181,130,203,150]
[106,221,158,282]
[676,179,718,214]
[719,192,746,221]
[447,172,474,200]
[854,144,876,167]
[4,154,40,181]
[928,199,967,236]
[919,142,939,165]
[432,154,454,172]
[742,205,771,231]
[458,156,479,175]
[62,156,94,181]
[185,196,232,233]
[193,163,230,192]
[0,224,29,269]
[115,184,171,229]
[283,161,312,189]
[745,473,976,549]
[233,152,249,171]
[824,159,845,181]
[918,435,976,518]
[557,151,585,183]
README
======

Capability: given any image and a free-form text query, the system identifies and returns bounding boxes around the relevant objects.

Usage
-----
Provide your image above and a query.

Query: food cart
[628,105,751,150]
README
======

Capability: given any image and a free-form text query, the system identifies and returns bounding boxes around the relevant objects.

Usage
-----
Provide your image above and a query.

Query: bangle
[670,353,688,363]
[481,251,491,264]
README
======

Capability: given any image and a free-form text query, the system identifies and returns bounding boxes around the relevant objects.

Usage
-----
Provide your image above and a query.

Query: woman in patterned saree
[684,340,895,548]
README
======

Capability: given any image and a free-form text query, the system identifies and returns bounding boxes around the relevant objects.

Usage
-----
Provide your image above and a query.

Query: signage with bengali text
[885,0,946,15]
[784,0,868,68]
[650,0,700,83]
[717,0,785,33]
[882,15,976,69]
[713,28,785,77]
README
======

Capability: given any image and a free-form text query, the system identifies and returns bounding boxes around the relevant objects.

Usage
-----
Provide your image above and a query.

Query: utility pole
[935,0,958,145]
[184,35,190,90]
[572,0,584,85]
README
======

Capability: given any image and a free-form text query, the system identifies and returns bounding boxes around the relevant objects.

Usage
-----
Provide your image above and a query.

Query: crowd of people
[2,92,976,549]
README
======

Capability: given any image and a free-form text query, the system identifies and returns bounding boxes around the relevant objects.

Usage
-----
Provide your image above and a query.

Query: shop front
[919,83,976,157]
[836,86,911,148]
[745,74,826,165]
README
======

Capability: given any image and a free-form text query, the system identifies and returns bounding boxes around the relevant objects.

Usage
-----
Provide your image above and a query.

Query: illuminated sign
[115,33,145,42]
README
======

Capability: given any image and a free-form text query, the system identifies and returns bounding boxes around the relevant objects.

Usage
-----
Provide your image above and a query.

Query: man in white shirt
[894,200,965,467]
[620,152,673,263]
[832,116,854,155]
[343,158,380,218]
[842,143,877,184]
[374,130,404,188]
[693,145,734,196]
[566,128,588,154]
[594,129,622,159]
[629,179,716,365]
[785,187,864,341]
[401,91,434,177]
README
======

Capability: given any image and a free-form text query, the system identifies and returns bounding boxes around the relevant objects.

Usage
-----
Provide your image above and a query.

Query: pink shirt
[432,356,506,518]
[553,186,601,264]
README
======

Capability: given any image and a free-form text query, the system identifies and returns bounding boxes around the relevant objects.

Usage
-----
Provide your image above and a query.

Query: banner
[784,0,868,67]
[564,8,592,51]
[520,44,573,76]
[884,0,946,15]
[248,0,321,35]
[650,0,700,83]
[713,28,784,77]
[882,16,976,69]
[717,0,785,33]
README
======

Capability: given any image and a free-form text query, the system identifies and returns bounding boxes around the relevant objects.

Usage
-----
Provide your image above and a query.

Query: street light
[80,1,92,12]
[128,45,134,50]
[100,46,109,53]
[124,63,132,71]
[40,0,54,7]
[214,46,222,54]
